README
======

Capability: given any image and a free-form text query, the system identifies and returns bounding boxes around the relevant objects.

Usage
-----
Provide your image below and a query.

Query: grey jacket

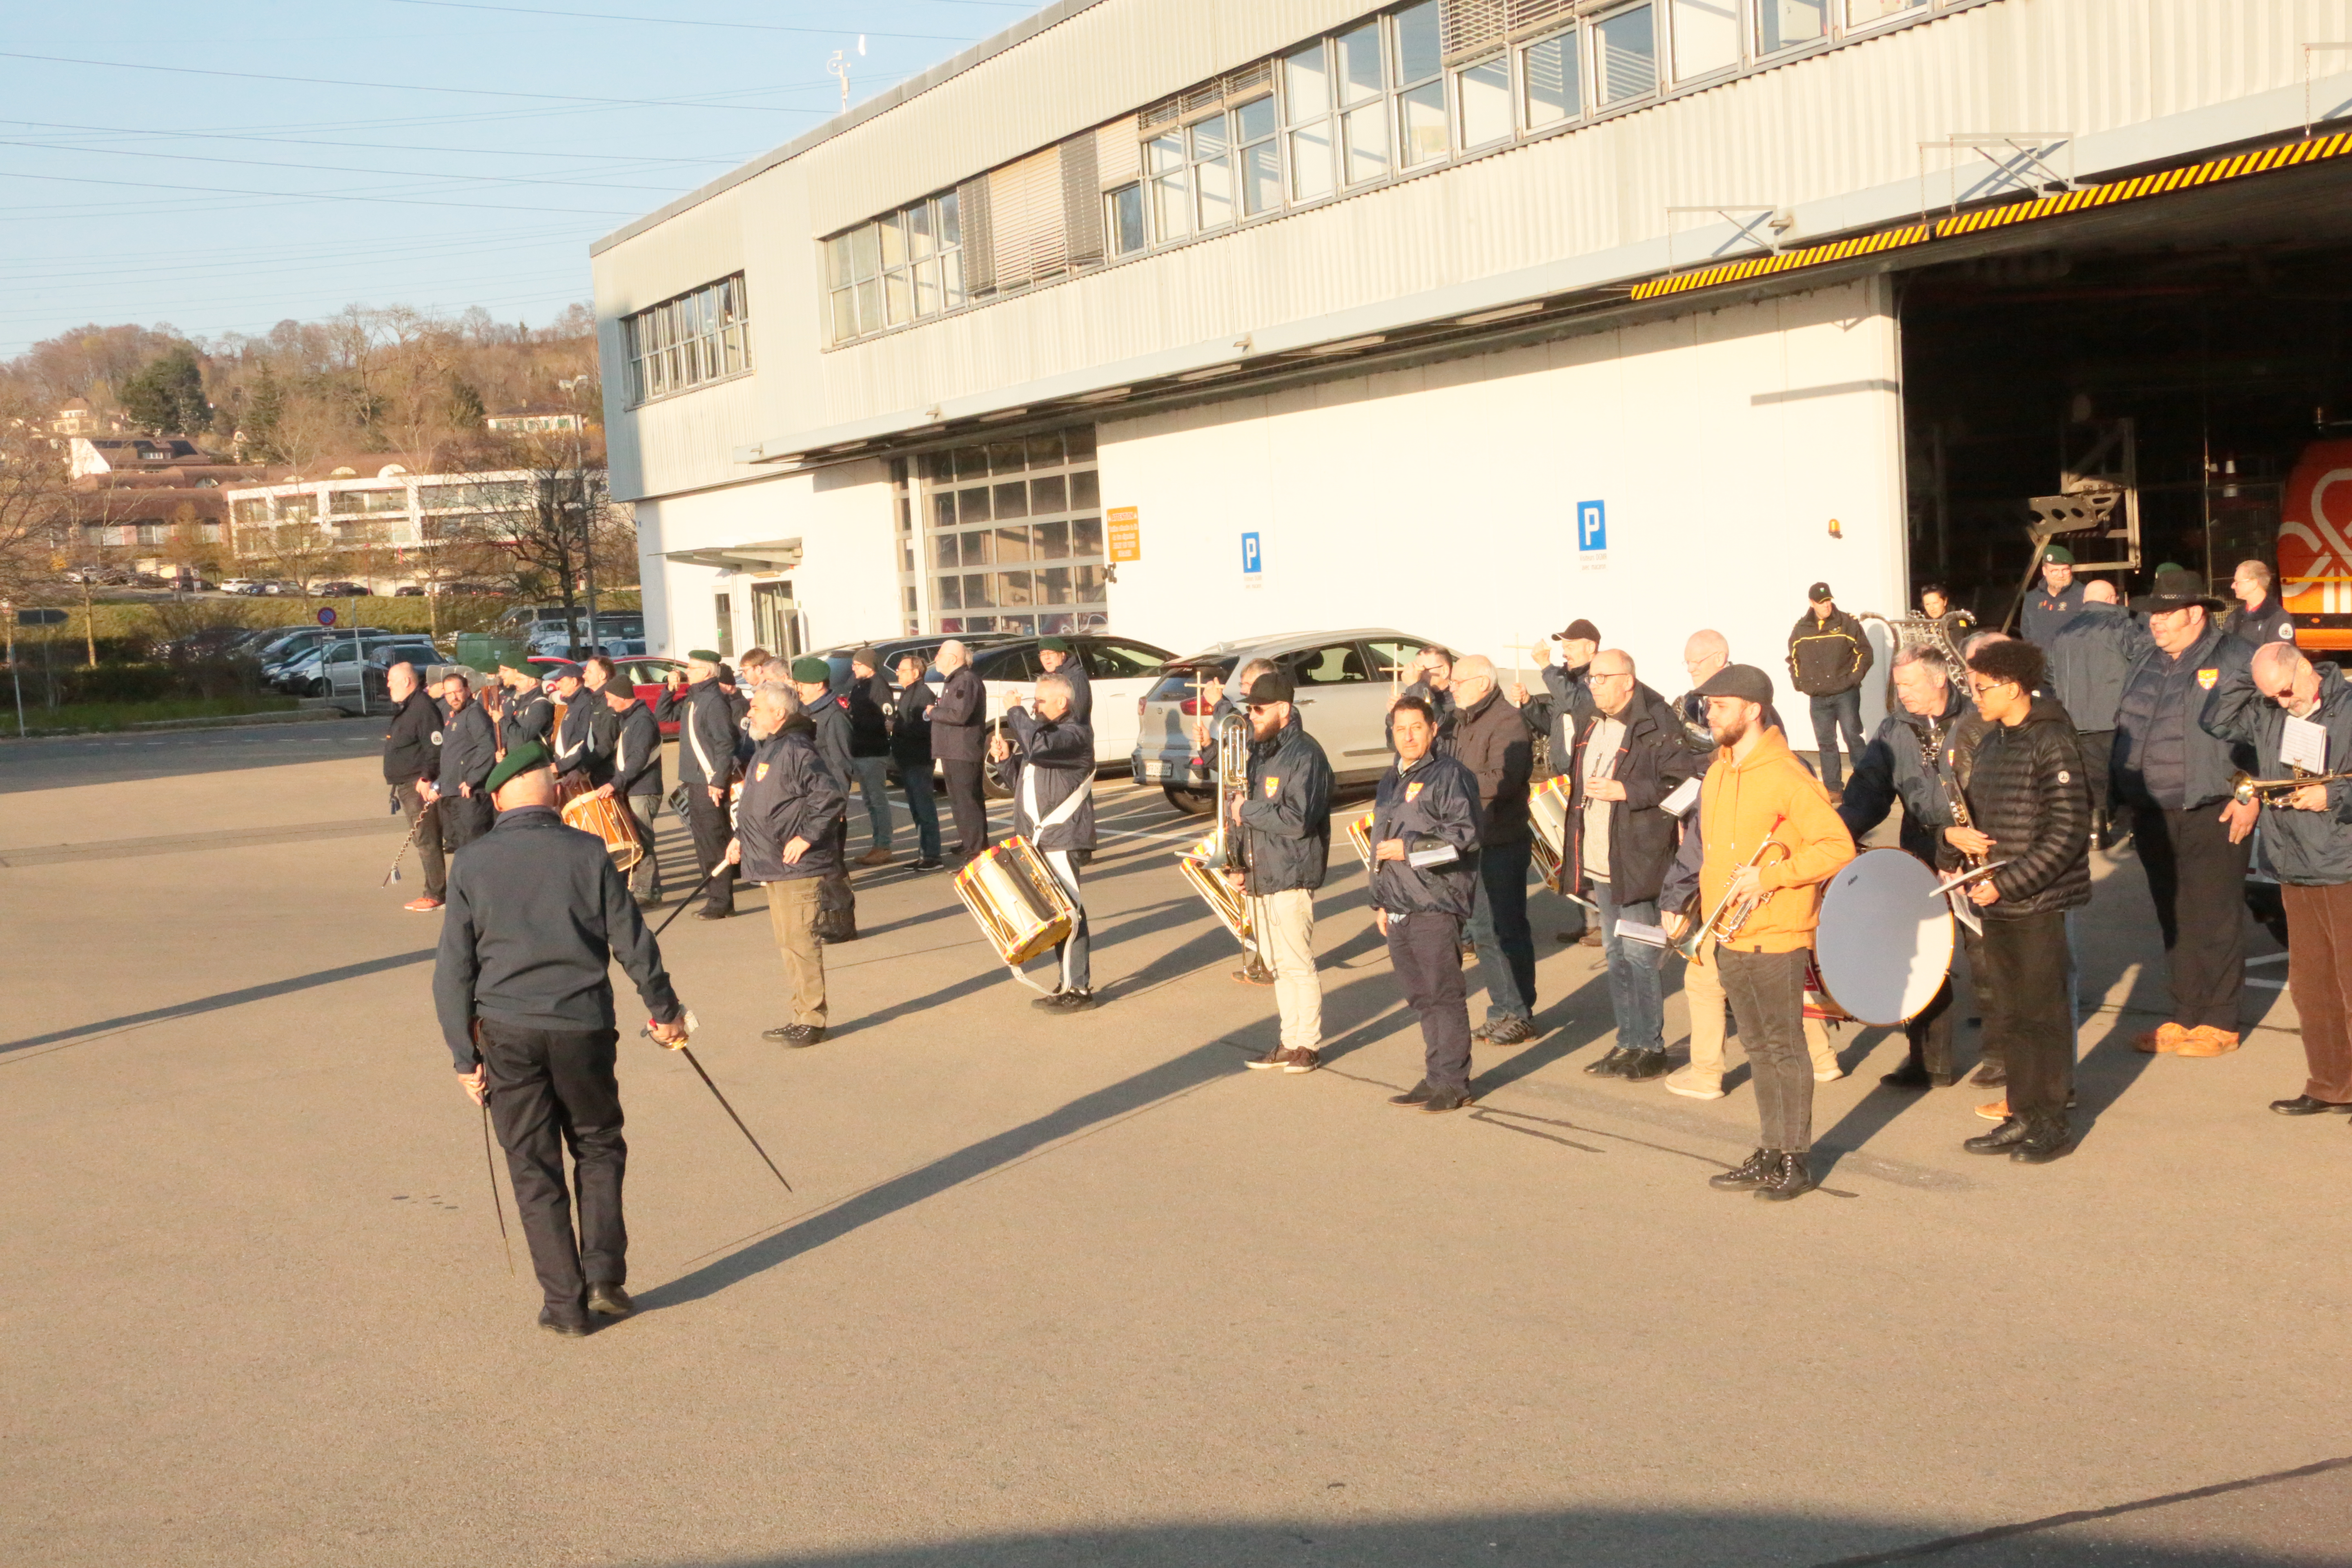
[2202,661,2352,884]
[433,805,682,1068]
[2045,602,2149,732]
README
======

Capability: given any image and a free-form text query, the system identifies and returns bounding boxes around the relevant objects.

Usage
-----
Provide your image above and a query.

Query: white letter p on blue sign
[1577,501,1607,552]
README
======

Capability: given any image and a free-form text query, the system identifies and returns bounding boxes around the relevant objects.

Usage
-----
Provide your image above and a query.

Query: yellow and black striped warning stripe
[1628,130,2352,303]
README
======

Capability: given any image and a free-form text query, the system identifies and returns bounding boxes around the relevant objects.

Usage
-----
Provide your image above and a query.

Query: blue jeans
[852,755,893,851]
[898,758,942,861]
[1593,880,1666,1052]
[1808,688,1867,794]
[1468,837,1536,1024]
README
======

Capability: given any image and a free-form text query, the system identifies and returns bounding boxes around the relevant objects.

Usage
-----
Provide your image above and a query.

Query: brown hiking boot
[2175,1026,2242,1057]
[2133,1022,2189,1054]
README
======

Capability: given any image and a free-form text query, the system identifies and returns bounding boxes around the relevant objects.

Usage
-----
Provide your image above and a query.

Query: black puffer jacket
[1564,681,1699,906]
[1962,695,2092,917]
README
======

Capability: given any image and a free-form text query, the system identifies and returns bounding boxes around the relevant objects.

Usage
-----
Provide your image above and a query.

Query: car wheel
[1163,785,1213,815]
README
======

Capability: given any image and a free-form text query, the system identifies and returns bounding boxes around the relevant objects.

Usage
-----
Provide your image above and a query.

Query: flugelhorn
[1673,818,1792,961]
[2229,768,2352,805]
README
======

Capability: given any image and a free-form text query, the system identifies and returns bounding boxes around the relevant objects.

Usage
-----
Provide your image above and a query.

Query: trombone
[1673,821,1793,961]
[2230,768,2352,806]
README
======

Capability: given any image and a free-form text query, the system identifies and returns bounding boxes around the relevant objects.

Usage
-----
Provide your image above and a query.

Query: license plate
[1139,760,1169,780]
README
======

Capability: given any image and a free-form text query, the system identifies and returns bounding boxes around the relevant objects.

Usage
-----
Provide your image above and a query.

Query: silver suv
[1131,628,1443,813]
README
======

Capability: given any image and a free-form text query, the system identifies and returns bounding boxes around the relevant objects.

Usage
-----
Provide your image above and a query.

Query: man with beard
[1448,655,1540,1046]
[657,652,742,921]
[727,680,846,1046]
[2047,580,2148,849]
[1670,666,1854,1201]
[1955,638,2092,1163]
[993,673,1098,1010]
[1836,647,1972,1089]
[1232,670,1334,1073]
[2204,643,2352,1117]
[1566,649,1701,1082]
[2115,566,2259,1058]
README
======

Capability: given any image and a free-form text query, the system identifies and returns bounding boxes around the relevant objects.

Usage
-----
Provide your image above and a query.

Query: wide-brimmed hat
[2132,565,2229,615]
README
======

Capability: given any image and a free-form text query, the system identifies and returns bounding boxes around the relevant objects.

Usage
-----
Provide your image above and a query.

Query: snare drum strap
[1019,763,1092,835]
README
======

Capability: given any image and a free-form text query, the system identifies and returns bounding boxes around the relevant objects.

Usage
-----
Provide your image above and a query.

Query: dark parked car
[316,581,373,597]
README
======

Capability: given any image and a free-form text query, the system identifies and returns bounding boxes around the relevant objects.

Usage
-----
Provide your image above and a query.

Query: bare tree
[0,406,71,605]
[238,520,345,610]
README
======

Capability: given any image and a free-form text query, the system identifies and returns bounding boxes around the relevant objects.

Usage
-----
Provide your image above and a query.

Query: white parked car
[967,633,1179,766]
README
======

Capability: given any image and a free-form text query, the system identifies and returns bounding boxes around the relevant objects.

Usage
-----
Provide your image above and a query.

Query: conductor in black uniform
[383,660,448,912]
[657,651,742,920]
[434,741,690,1336]
[423,671,499,854]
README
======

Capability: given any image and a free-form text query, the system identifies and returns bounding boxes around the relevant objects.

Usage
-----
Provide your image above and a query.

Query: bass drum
[1812,847,1954,1027]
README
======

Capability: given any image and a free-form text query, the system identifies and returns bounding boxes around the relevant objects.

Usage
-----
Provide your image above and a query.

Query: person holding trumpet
[1666,665,1854,1202]
[2203,642,2352,1116]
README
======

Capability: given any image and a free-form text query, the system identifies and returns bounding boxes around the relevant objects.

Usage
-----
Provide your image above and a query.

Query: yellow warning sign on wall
[1107,506,1141,562]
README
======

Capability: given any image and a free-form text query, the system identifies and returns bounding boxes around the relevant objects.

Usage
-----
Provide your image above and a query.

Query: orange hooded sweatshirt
[1697,725,1856,955]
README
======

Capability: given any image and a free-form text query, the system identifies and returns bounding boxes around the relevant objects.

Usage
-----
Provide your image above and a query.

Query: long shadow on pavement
[633,1040,1239,1311]
[0,948,438,1059]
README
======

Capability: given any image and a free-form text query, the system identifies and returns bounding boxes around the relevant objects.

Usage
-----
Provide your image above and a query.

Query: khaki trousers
[1255,888,1321,1051]
[1682,938,1838,1084]
[764,877,827,1026]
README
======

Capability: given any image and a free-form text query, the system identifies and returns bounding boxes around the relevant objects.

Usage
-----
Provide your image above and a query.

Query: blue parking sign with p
[1577,500,1607,552]
[1241,531,1263,575]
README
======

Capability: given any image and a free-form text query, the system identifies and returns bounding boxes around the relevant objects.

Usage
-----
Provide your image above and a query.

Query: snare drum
[954,836,1076,967]
[1812,847,1954,1026]
[1527,775,1573,892]
[561,789,646,873]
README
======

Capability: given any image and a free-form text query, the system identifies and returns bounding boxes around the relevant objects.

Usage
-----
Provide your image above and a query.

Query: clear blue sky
[0,0,1038,355]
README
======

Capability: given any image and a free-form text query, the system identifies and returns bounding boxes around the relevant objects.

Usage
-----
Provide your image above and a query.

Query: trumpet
[1673,822,1793,961]
[2229,768,2352,805]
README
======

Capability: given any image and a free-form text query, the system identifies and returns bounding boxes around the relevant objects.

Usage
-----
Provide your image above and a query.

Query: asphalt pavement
[3,725,2347,1568]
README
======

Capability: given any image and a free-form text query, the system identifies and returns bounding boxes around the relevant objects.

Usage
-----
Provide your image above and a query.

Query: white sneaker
[1664,1066,1725,1100]
[1813,1065,1846,1082]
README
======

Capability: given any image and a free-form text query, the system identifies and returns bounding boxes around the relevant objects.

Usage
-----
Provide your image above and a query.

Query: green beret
[790,656,833,683]
[485,740,550,795]
[2041,545,2075,565]
[687,648,722,663]
[1038,636,1072,653]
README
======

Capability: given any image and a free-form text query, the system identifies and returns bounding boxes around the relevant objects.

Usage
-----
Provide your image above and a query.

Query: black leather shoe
[1584,1046,1633,1077]
[2271,1094,2352,1116]
[1964,1118,2029,1154]
[1970,1060,2007,1087]
[1880,1057,1933,1090]
[1388,1080,1435,1108]
[586,1283,634,1319]
[1484,1016,1537,1046]
[1757,1152,1816,1201]
[1419,1089,1474,1113]
[695,907,731,922]
[2011,1124,2077,1163]
[762,1023,824,1047]
[537,1307,590,1338]
[1710,1149,1777,1191]
[1618,1047,1670,1082]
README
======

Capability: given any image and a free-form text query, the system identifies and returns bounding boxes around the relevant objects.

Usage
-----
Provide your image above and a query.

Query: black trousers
[816,816,856,939]
[943,757,990,862]
[1979,911,2074,1125]
[1960,920,1998,1066]
[479,1021,627,1313]
[439,791,494,857]
[394,781,446,899]
[1719,947,1813,1152]
[2131,802,2252,1032]
[1904,973,1956,1077]
[1387,910,1472,1096]
[624,791,662,900]
[684,783,737,915]
[2077,730,2114,830]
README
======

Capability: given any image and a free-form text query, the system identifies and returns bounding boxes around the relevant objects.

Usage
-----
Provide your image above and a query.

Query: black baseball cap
[1807,581,1833,601]
[1246,671,1295,705]
[1695,664,1775,705]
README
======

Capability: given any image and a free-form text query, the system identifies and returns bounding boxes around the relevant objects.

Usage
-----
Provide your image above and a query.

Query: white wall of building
[639,460,902,659]
[1096,279,1906,746]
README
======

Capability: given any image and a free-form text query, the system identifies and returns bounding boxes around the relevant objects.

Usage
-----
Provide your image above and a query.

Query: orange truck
[2280,441,2352,653]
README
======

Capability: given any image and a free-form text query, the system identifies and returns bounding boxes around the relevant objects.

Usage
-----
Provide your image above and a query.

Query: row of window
[624,273,752,404]
[817,0,1953,348]
[229,483,531,526]
[826,191,968,346]
[890,430,1110,637]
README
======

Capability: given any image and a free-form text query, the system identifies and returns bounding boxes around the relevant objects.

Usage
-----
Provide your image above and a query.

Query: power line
[0,167,640,218]
[0,137,711,196]
[380,0,974,41]
[0,49,884,112]
[0,116,760,167]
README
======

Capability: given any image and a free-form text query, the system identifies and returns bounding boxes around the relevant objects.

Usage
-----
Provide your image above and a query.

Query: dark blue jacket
[735,718,845,882]
[2202,660,2352,884]
[2022,579,2087,645]
[1517,662,1593,762]
[1369,751,1481,918]
[1006,707,1096,855]
[1838,679,1968,868]
[2046,602,2149,732]
[1239,712,1332,894]
[2115,621,2254,811]
[610,697,662,798]
[2228,597,2296,653]
[891,677,935,768]
[439,699,498,794]
[657,677,739,786]
[433,805,681,1068]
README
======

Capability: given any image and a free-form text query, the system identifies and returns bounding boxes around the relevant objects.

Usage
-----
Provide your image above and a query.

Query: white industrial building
[593,0,2352,748]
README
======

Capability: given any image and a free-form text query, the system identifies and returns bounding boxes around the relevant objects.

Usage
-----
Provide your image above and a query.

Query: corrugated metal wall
[805,0,2352,427]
